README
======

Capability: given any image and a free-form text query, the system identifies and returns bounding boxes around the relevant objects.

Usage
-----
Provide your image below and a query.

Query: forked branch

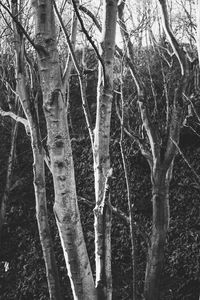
[158,0,187,75]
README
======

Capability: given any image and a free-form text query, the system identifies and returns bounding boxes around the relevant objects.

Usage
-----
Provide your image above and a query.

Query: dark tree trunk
[144,163,172,300]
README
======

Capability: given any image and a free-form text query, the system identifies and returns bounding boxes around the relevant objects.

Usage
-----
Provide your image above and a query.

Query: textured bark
[11,1,62,299]
[32,1,96,299]
[93,1,118,299]
[144,162,172,300]
[34,144,63,300]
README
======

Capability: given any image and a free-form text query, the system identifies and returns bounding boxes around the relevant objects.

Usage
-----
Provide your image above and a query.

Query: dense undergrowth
[0,100,200,299]
[1,48,200,299]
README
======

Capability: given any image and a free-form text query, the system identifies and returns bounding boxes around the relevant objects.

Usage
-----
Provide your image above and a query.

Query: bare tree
[0,0,63,298]
[31,0,97,298]
[118,0,193,299]
[57,0,118,298]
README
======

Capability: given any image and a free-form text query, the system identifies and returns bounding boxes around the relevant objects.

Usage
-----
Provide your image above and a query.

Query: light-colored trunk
[33,139,63,300]
[32,1,96,299]
[144,162,173,300]
[11,1,62,298]
[93,1,117,299]
[16,71,63,300]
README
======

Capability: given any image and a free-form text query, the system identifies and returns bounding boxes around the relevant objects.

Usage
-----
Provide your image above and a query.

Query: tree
[55,0,118,298]
[0,0,200,299]
[31,0,96,299]
[1,0,63,298]
[117,0,196,299]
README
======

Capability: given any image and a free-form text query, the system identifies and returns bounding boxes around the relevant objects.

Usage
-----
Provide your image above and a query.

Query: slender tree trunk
[119,72,137,300]
[144,162,173,300]
[33,136,63,300]
[10,1,62,298]
[32,1,96,299]
[0,117,18,240]
[93,1,118,299]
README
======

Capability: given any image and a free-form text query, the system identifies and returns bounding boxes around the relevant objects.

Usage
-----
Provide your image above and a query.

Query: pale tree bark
[64,1,117,298]
[92,1,118,299]
[10,1,62,299]
[55,1,117,297]
[32,0,96,299]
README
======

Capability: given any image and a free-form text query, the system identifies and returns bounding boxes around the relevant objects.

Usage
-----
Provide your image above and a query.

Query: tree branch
[0,107,30,134]
[0,0,46,54]
[71,0,106,82]
[78,195,150,246]
[53,0,94,143]
[79,5,102,32]
[158,0,187,75]
[61,0,78,89]
[117,2,160,162]
[171,137,200,186]
[183,93,200,124]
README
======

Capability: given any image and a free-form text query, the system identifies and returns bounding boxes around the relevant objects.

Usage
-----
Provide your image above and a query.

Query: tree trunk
[93,1,118,299]
[144,162,172,300]
[34,142,63,300]
[11,1,62,298]
[32,1,96,299]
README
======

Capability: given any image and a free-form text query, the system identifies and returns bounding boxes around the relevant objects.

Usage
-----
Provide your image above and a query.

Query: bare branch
[53,0,80,75]
[118,1,160,162]
[157,0,187,75]
[53,0,94,143]
[118,1,144,96]
[71,0,106,82]
[119,68,137,296]
[183,93,200,124]
[62,1,78,89]
[79,5,102,32]
[0,0,46,54]
[115,98,153,167]
[78,195,150,246]
[0,106,30,134]
[171,137,200,186]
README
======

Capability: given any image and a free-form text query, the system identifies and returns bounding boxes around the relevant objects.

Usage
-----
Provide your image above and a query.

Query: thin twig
[53,0,94,143]
[0,0,45,54]
[170,137,200,186]
[78,195,149,246]
[183,93,200,124]
[71,0,106,82]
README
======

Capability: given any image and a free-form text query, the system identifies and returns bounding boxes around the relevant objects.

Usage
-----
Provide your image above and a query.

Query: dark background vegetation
[0,47,200,300]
